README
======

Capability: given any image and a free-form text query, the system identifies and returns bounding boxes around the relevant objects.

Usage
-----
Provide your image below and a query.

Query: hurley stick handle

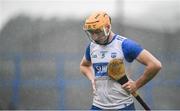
[117,75,151,111]
[132,92,151,110]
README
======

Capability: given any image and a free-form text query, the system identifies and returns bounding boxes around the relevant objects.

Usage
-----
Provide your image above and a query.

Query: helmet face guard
[85,26,111,45]
[83,11,111,45]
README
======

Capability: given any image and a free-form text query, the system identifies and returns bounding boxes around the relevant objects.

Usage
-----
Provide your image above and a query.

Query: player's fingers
[122,82,133,93]
[122,82,129,88]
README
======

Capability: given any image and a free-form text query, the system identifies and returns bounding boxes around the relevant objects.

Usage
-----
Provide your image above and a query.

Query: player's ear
[107,25,111,29]
[105,25,111,31]
[106,25,110,29]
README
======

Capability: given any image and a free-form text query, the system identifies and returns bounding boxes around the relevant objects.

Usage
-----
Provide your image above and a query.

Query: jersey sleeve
[85,44,91,62]
[122,39,143,62]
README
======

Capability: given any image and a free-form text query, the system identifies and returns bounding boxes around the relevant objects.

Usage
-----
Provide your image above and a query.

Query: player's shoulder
[115,35,139,46]
[115,34,127,42]
[88,42,99,51]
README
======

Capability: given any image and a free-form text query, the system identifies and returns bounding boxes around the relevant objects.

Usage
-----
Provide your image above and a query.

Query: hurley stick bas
[107,58,151,110]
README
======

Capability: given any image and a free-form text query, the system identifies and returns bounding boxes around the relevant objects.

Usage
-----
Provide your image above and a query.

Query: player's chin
[96,39,106,45]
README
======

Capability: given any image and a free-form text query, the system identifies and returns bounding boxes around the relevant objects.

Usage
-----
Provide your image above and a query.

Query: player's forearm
[80,65,94,81]
[135,62,162,90]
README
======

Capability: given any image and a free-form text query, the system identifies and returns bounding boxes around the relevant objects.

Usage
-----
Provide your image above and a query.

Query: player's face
[87,29,107,44]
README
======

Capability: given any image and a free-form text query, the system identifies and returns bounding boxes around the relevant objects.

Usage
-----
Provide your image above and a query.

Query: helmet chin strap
[94,33,110,45]
[95,26,111,45]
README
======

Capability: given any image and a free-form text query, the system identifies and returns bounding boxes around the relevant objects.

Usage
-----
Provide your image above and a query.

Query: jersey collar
[105,34,117,45]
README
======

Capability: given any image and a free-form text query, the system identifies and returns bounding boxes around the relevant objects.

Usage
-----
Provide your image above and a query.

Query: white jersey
[85,34,143,109]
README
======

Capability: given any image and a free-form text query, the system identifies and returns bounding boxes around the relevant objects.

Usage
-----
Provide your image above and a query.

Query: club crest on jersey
[111,52,117,58]
[92,54,97,58]
[100,51,108,59]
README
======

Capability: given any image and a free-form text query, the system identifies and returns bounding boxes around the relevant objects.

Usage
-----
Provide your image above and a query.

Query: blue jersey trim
[106,34,117,45]
[85,43,91,61]
[122,39,143,62]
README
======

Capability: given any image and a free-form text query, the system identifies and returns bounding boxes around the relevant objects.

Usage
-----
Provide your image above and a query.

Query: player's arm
[80,43,95,81]
[80,56,96,93]
[134,49,162,90]
[80,55,94,81]
[122,39,162,93]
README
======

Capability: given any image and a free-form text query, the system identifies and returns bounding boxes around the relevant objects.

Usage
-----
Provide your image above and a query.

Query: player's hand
[122,80,137,93]
[91,79,96,95]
